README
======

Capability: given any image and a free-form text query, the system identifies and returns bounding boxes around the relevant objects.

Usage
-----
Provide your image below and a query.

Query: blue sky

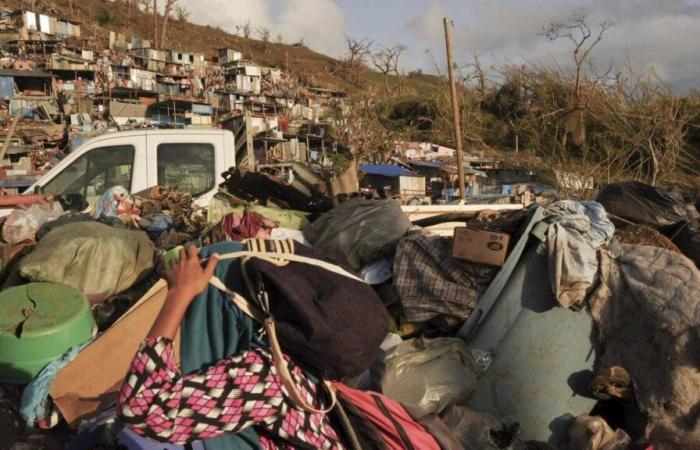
[183,0,700,91]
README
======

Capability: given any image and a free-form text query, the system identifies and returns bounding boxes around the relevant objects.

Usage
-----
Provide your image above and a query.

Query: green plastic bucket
[0,283,96,384]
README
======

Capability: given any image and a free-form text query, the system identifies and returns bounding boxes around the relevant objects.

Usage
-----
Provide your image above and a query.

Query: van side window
[156,143,215,195]
[42,145,135,203]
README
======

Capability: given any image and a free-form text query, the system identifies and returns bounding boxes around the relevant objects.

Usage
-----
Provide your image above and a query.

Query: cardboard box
[452,227,510,266]
[50,280,180,426]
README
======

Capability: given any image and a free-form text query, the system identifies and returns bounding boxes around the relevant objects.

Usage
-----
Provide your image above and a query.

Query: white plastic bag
[381,337,481,414]
[2,202,64,244]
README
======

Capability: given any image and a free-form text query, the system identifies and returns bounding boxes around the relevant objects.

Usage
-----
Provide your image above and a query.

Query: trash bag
[590,244,700,447]
[2,202,64,244]
[304,198,412,270]
[545,201,614,308]
[596,182,689,232]
[567,415,630,450]
[20,222,155,304]
[381,337,481,415]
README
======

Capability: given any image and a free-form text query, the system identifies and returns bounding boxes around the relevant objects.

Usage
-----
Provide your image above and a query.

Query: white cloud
[180,0,346,57]
[408,0,700,91]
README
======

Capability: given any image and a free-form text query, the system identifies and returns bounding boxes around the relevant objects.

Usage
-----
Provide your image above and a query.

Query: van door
[145,132,223,205]
[39,135,147,205]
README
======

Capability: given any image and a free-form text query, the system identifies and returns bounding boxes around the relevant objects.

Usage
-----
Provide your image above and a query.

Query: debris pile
[0,8,352,204]
[0,174,696,450]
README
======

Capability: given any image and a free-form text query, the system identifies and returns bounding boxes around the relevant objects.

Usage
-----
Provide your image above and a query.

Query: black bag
[596,182,689,232]
[210,239,390,381]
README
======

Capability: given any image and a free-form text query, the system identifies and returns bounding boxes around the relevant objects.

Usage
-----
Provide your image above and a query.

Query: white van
[6,129,236,215]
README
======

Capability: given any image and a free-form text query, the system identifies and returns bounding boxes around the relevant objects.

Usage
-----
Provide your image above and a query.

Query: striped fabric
[118,336,345,450]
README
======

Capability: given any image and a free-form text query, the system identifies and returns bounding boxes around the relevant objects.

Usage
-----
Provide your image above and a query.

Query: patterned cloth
[118,336,345,450]
[393,232,498,330]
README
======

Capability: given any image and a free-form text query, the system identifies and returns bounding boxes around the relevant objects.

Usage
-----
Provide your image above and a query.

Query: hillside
[2,0,696,188]
[0,0,445,95]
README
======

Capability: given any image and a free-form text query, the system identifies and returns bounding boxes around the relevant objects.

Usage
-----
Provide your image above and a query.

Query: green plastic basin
[0,282,96,384]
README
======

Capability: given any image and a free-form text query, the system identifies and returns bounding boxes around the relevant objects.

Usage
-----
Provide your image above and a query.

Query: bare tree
[175,5,188,22]
[341,90,402,166]
[153,0,159,49]
[242,19,252,39]
[371,45,406,94]
[258,27,271,50]
[276,32,284,43]
[541,9,610,147]
[344,35,373,68]
[160,0,178,49]
[464,54,487,97]
[392,45,406,94]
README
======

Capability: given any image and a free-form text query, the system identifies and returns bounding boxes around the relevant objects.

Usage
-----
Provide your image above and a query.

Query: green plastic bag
[20,222,155,304]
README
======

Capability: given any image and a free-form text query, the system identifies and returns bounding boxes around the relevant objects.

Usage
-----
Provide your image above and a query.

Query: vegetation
[341,11,700,193]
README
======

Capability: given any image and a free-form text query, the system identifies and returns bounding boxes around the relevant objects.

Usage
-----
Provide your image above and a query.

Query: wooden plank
[402,204,523,222]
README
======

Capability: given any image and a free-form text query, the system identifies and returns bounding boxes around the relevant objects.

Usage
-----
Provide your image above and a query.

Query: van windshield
[42,145,135,204]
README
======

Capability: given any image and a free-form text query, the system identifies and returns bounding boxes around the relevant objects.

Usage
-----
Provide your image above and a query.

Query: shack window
[42,145,135,204]
[157,143,215,195]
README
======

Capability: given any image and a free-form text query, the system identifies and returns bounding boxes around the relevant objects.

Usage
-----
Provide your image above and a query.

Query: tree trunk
[160,1,174,49]
[153,0,158,49]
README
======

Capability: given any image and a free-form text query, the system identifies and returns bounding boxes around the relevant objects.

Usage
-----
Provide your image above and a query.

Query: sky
[180,0,700,92]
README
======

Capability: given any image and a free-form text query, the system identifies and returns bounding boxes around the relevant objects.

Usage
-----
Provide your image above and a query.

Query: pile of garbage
[0,176,698,450]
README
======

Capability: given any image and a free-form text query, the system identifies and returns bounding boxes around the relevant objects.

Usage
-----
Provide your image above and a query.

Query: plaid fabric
[118,337,344,449]
[393,232,498,329]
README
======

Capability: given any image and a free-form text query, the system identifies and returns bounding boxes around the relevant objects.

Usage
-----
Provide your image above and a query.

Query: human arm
[147,245,218,340]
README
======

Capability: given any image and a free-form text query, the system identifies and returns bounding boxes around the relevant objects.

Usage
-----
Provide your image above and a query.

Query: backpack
[208,239,389,402]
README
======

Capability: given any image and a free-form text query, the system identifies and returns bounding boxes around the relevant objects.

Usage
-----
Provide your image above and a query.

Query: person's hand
[165,245,219,305]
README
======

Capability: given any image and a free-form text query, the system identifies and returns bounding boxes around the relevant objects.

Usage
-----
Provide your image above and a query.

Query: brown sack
[49,280,178,427]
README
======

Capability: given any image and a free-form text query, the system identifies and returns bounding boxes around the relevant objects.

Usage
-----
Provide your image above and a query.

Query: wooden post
[443,17,466,203]
[245,110,255,171]
[0,113,21,164]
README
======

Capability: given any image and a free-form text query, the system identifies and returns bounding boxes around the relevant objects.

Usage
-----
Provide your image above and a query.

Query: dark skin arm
[148,245,219,340]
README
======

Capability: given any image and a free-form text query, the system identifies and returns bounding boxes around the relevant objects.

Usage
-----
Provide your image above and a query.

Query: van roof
[79,128,230,146]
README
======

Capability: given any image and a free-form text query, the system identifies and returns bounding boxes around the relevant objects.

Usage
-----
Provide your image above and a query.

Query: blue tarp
[360,164,421,178]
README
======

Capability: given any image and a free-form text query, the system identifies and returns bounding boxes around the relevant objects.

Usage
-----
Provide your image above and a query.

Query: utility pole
[245,110,255,171]
[443,17,466,203]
